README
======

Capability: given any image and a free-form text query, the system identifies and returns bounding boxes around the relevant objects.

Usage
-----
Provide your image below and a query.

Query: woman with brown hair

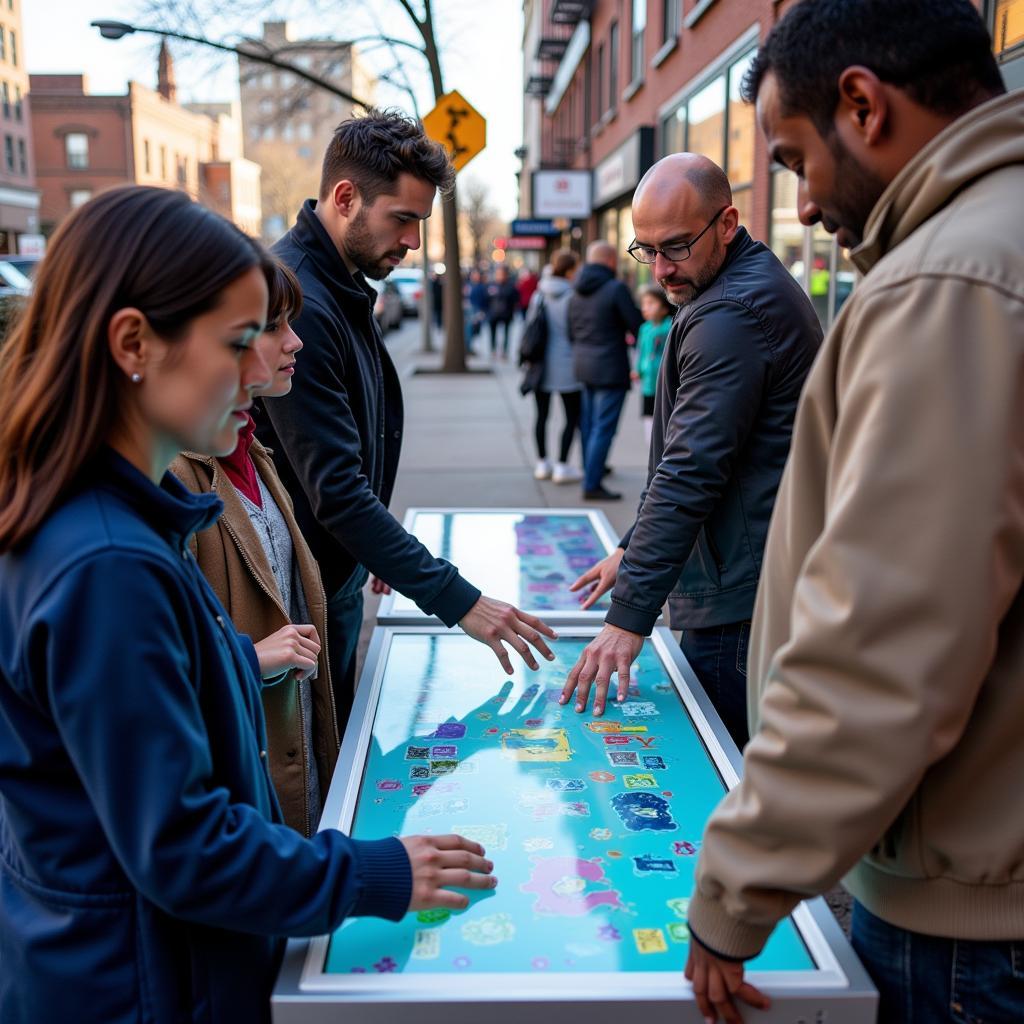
[171,262,338,837]
[0,185,495,1023]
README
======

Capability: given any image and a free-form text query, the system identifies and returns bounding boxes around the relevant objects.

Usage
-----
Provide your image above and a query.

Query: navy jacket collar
[95,447,223,548]
[292,199,377,309]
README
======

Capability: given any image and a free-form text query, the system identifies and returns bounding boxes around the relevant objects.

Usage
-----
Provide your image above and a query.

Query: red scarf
[218,414,262,508]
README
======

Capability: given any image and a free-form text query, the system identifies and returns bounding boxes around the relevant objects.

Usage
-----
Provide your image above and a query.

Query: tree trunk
[440,183,466,372]
[419,2,468,373]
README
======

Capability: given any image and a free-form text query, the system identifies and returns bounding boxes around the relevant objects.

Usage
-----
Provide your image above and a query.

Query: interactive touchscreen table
[377,508,624,625]
[273,626,877,1023]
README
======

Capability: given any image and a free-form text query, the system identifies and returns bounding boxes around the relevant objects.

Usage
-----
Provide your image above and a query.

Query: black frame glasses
[627,206,728,265]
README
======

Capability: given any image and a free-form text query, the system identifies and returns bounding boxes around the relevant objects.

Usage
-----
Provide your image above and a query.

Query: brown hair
[550,249,579,279]
[319,107,456,204]
[0,185,271,553]
[266,259,302,329]
[641,285,673,317]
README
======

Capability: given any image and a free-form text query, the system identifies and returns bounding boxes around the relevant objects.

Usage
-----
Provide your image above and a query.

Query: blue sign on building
[511,218,561,237]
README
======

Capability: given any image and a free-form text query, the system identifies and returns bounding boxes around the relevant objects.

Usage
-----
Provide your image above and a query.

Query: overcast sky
[24,0,524,220]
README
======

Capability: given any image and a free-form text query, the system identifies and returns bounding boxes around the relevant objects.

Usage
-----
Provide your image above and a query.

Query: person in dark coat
[486,264,519,358]
[0,185,494,1024]
[258,110,556,732]
[567,240,644,500]
[564,154,823,747]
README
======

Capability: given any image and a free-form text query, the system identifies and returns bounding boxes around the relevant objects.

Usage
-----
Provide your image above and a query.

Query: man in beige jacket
[678,2,1024,1021]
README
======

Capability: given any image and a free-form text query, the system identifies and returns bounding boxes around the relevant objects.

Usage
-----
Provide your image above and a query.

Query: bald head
[631,154,739,307]
[633,153,732,218]
[586,240,618,270]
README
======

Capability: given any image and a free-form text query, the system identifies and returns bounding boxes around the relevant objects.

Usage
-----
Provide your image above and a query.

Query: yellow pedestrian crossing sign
[423,90,486,173]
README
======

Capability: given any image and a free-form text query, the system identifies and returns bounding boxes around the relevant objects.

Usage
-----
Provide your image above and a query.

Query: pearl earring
[130,373,143,384]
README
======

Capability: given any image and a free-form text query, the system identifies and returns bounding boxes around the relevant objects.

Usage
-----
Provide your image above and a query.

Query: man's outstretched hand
[569,547,624,610]
[561,622,643,715]
[460,595,558,675]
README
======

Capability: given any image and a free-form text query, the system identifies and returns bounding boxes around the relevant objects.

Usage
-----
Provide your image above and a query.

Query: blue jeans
[679,621,750,750]
[580,386,627,491]
[852,901,1024,1024]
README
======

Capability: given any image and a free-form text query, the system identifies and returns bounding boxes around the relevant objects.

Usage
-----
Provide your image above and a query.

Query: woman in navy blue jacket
[0,186,495,1024]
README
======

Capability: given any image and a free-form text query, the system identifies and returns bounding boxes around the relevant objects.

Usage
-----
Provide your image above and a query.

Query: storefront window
[770,167,857,330]
[769,168,803,277]
[687,75,726,163]
[993,0,1024,58]
[659,47,756,185]
[726,51,756,189]
[661,106,686,157]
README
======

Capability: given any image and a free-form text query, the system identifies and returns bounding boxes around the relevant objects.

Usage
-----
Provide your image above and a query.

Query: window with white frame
[65,132,88,169]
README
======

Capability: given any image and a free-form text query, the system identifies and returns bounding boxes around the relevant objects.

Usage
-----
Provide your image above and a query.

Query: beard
[820,133,889,250]
[659,234,726,306]
[344,206,409,280]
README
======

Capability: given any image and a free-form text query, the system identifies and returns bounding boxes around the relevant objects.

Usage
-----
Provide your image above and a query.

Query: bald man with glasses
[565,153,823,748]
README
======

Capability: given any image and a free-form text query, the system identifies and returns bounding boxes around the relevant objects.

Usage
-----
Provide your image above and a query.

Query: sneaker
[583,486,622,501]
[534,458,553,480]
[552,462,582,484]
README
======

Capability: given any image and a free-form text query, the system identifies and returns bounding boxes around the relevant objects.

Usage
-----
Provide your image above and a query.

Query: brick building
[0,0,39,254]
[238,21,376,237]
[30,44,261,237]
[521,0,1006,331]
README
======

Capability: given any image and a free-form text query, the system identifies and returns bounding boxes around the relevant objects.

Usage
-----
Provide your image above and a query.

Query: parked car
[367,277,403,333]
[389,267,424,316]
[0,260,32,297]
[5,254,41,280]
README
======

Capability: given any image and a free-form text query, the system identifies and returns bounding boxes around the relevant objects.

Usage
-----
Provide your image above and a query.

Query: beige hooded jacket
[688,89,1024,959]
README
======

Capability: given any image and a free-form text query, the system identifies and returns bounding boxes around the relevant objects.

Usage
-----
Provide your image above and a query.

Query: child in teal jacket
[634,286,674,443]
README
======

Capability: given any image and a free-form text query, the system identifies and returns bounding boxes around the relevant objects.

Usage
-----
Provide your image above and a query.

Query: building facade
[238,21,376,238]
[521,0,1001,331]
[0,0,39,254]
[30,45,261,237]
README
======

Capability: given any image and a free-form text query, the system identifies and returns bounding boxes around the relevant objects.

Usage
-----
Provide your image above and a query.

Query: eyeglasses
[627,207,728,265]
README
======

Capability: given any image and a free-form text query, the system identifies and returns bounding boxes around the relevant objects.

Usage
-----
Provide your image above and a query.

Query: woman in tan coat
[171,262,339,837]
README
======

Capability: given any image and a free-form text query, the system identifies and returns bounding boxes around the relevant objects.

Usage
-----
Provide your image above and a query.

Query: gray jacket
[528,276,581,394]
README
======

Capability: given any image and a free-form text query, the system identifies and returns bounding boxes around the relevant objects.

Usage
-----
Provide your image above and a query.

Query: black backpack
[518,296,548,366]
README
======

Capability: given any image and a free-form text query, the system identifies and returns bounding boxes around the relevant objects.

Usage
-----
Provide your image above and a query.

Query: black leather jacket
[607,229,823,633]
[256,200,480,624]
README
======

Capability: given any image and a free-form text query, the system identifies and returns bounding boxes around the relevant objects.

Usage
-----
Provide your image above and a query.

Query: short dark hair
[743,0,1005,134]
[266,258,302,328]
[318,107,456,204]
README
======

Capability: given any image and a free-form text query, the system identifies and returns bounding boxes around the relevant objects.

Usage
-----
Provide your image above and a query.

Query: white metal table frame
[376,507,625,626]
[272,625,877,1023]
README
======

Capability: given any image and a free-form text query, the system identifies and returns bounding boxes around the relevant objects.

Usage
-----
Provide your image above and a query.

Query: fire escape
[526,0,594,167]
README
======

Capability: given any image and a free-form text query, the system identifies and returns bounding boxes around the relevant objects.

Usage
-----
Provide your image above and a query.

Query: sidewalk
[358,316,653,647]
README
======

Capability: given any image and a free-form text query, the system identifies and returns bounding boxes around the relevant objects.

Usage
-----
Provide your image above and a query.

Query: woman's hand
[254,624,320,681]
[399,834,497,910]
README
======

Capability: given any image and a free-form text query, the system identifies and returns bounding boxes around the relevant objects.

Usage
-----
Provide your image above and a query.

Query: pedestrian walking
[568,240,644,501]
[632,286,673,445]
[486,265,519,359]
[516,266,540,319]
[521,248,583,484]
[170,260,339,838]
[564,154,821,749]
[0,185,496,1024]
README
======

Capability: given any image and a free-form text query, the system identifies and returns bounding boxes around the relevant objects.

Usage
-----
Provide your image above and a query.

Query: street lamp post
[90,20,372,110]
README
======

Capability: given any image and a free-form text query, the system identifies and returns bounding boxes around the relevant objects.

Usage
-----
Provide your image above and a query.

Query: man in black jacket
[258,110,556,730]
[563,154,822,746]
[568,241,643,500]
